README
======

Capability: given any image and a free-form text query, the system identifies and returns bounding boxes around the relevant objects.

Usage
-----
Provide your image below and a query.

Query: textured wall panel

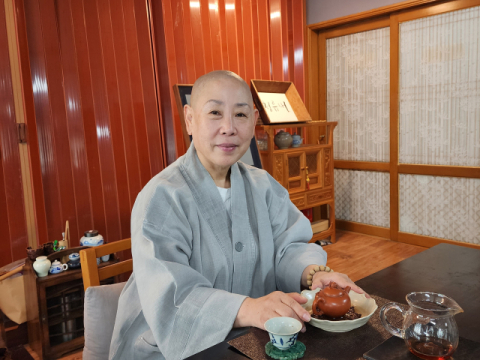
[400,174,480,245]
[327,27,390,162]
[335,169,390,227]
[399,7,480,166]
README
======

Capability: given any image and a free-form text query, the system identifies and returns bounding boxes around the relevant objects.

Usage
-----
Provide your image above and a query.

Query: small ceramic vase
[49,259,68,274]
[33,256,51,278]
[292,133,303,148]
[274,130,293,149]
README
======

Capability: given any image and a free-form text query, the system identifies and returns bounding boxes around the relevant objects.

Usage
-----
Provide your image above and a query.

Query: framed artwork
[173,84,263,169]
[250,80,312,124]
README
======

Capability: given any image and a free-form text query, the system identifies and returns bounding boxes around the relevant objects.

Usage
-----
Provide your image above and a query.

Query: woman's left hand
[311,271,370,298]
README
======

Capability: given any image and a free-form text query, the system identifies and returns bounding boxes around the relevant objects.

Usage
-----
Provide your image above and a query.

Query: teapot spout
[445,297,463,316]
[451,304,464,316]
[406,292,463,316]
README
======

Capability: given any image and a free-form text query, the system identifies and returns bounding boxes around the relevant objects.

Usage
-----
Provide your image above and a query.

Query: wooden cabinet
[256,121,337,243]
[24,248,115,359]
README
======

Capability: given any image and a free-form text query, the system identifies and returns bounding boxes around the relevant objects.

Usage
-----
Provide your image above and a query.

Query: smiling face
[185,74,258,182]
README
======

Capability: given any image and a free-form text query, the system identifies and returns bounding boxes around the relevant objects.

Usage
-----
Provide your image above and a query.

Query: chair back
[80,238,132,291]
[81,238,132,360]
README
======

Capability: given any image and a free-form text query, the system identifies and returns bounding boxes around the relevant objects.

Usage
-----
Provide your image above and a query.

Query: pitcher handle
[380,303,405,339]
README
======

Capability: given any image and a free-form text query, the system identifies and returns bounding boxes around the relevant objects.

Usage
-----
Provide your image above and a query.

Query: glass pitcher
[380,292,463,360]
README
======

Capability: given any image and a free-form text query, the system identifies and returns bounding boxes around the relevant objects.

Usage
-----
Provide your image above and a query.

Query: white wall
[307,0,401,25]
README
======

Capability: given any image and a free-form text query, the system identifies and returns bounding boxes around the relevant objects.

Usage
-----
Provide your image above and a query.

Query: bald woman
[109,71,364,360]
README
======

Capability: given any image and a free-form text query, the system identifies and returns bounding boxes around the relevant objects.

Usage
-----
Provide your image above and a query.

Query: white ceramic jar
[33,256,51,277]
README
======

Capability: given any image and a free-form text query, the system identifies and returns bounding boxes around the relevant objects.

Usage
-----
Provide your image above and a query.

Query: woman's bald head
[190,70,252,109]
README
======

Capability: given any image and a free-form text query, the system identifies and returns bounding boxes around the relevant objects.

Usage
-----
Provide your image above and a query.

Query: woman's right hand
[234,291,310,332]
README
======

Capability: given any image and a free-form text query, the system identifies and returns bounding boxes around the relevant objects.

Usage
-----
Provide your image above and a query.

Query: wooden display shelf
[24,247,118,359]
[256,120,328,129]
[265,143,331,153]
[37,258,117,285]
[255,122,337,243]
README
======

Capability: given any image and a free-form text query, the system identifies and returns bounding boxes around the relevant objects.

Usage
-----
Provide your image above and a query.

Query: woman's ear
[184,105,194,135]
[251,109,259,136]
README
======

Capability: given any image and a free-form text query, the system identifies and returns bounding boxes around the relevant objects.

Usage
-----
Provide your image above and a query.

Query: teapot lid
[51,259,61,265]
[84,230,99,237]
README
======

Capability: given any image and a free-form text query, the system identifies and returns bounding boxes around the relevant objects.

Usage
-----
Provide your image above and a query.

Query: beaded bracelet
[307,265,334,290]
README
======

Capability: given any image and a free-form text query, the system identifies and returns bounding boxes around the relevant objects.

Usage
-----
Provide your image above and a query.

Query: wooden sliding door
[307,0,480,249]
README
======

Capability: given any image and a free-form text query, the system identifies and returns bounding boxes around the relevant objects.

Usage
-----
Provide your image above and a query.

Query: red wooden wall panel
[0,0,167,267]
[0,2,28,266]
[56,0,94,242]
[151,0,306,157]
[14,0,49,248]
[0,0,305,267]
[23,0,64,243]
[133,0,166,177]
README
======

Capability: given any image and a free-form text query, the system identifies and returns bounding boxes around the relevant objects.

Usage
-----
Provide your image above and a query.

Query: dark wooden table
[187,243,480,359]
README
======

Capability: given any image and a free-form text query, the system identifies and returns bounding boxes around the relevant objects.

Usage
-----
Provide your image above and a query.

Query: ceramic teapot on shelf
[49,259,68,274]
[292,133,303,148]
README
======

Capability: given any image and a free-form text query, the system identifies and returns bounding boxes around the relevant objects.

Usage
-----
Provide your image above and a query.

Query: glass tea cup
[380,292,463,360]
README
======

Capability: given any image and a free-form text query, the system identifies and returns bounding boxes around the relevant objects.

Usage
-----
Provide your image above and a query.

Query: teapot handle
[380,303,405,339]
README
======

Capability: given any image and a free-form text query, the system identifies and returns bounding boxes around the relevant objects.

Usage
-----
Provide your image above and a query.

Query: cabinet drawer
[290,194,306,208]
[306,189,333,206]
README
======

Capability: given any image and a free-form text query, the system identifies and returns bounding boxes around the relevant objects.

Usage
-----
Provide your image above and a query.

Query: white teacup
[264,317,302,350]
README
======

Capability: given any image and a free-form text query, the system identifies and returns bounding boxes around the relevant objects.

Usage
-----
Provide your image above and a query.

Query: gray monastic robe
[109,143,327,360]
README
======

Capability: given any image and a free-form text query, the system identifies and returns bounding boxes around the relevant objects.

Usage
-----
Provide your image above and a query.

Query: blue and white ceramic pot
[80,230,104,247]
[49,259,68,274]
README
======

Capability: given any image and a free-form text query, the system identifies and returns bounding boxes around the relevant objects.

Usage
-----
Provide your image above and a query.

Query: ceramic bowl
[68,252,80,262]
[301,288,377,333]
[264,317,302,350]
[67,259,81,269]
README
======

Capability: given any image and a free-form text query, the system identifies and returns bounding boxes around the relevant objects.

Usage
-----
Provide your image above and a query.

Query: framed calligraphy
[250,80,312,124]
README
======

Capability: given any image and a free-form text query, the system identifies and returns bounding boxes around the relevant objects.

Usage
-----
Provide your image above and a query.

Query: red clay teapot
[312,282,351,318]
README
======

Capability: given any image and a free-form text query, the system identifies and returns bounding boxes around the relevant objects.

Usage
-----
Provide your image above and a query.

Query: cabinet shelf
[24,248,118,360]
[272,143,330,153]
[255,120,329,130]
[255,121,337,243]
[47,308,84,327]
